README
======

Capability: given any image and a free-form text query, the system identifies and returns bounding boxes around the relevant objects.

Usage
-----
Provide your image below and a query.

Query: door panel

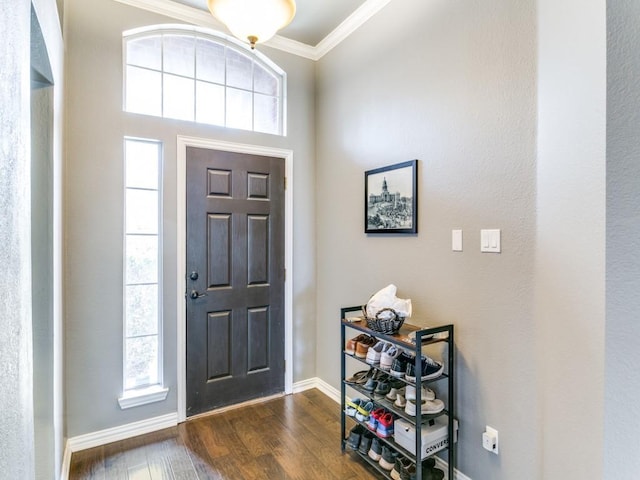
[247,215,269,285]
[186,146,285,416]
[207,214,231,288]
[206,310,232,380]
[247,306,270,372]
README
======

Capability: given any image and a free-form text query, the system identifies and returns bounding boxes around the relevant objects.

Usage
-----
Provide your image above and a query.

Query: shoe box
[394,416,458,460]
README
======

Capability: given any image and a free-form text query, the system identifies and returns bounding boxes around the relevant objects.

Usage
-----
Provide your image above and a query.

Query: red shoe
[367,407,386,430]
[376,412,394,438]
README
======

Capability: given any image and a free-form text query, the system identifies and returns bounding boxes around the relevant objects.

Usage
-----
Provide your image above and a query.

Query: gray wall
[64,0,316,436]
[0,1,35,478]
[536,0,606,478]
[32,85,55,480]
[316,1,538,478]
[605,0,640,477]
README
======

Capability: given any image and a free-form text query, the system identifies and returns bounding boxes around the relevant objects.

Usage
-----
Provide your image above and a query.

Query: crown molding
[114,0,222,28]
[113,0,391,61]
[314,0,392,59]
[264,35,317,61]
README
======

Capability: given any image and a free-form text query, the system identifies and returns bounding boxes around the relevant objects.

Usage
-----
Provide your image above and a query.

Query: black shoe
[392,457,412,480]
[358,431,374,455]
[423,467,445,480]
[421,356,444,380]
[368,437,383,462]
[379,445,398,471]
[423,458,436,469]
[347,424,364,450]
[390,352,412,378]
[405,358,418,382]
[390,378,405,389]
[374,379,391,399]
[400,462,416,480]
[363,377,378,392]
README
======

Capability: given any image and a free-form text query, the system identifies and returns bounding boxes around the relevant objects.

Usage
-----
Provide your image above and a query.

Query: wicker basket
[363,307,405,335]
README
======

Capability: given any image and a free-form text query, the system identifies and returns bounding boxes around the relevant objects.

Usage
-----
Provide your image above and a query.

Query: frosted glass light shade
[207,0,296,49]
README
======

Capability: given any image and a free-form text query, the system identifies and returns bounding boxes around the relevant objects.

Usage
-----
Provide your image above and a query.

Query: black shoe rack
[340,305,456,480]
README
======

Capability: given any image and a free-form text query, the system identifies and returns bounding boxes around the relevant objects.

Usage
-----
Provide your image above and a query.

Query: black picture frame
[365,159,418,234]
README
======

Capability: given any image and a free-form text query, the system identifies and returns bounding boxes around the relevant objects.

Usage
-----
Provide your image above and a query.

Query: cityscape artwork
[364,160,418,234]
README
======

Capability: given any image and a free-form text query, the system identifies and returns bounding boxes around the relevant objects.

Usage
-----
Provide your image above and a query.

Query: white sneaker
[405,385,435,401]
[380,345,402,371]
[404,398,445,416]
[366,341,391,365]
[385,386,405,401]
[394,393,406,408]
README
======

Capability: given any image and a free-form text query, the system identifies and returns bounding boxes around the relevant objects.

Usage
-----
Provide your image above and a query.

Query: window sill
[118,385,169,410]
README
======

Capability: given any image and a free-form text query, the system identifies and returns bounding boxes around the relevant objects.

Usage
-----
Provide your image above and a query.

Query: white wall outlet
[482,426,499,454]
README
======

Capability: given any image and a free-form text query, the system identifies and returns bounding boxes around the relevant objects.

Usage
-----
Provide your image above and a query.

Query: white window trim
[118,385,169,410]
[121,137,166,408]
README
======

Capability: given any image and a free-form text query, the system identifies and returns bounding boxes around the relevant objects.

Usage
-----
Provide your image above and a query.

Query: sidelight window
[123,26,286,135]
[119,137,168,409]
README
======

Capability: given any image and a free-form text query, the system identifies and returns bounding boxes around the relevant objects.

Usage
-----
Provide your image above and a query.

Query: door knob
[189,289,207,299]
[189,271,199,281]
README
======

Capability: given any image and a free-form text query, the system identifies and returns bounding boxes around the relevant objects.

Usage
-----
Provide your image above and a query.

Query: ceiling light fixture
[207,0,296,50]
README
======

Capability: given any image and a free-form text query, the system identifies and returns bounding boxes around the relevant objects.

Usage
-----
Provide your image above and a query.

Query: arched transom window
[123,26,285,135]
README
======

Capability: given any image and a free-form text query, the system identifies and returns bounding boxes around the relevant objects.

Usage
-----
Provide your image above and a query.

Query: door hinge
[284,176,287,190]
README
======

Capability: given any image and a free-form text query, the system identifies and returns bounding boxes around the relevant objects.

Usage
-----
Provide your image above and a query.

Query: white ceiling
[170,0,369,47]
[115,0,390,60]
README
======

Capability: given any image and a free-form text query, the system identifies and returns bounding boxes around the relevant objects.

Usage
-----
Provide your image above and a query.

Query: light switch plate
[452,230,463,252]
[481,229,501,253]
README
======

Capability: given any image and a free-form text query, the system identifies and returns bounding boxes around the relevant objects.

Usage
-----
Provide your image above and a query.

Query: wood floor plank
[69,389,383,480]
[69,447,106,480]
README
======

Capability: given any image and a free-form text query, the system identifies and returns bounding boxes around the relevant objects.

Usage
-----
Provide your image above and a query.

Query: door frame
[176,135,294,422]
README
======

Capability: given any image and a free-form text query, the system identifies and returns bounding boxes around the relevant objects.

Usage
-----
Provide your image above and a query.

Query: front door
[185,146,285,416]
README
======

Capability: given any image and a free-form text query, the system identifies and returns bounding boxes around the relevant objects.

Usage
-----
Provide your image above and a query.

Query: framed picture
[365,160,418,234]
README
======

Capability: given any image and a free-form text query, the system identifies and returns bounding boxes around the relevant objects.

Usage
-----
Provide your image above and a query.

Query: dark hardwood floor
[69,389,383,480]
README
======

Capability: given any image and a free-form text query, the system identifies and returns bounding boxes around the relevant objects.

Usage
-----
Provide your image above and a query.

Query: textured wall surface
[32,85,55,480]
[315,1,538,478]
[536,0,606,477]
[64,0,317,437]
[605,0,640,477]
[0,0,35,478]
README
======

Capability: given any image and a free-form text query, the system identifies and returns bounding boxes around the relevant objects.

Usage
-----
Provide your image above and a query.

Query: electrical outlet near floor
[482,425,499,454]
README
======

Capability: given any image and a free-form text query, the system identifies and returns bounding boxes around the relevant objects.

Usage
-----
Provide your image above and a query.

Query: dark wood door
[185,146,285,416]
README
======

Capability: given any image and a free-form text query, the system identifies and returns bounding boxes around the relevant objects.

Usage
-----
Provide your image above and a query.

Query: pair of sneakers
[366,438,398,471]
[366,407,394,438]
[405,355,444,382]
[403,384,445,416]
[355,400,375,422]
[390,352,413,378]
[366,340,392,366]
[363,370,390,395]
[391,457,444,480]
[404,397,445,416]
[385,379,406,402]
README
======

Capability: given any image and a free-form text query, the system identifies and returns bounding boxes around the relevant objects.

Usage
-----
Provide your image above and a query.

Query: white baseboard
[66,412,178,454]
[434,456,472,480]
[293,377,341,403]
